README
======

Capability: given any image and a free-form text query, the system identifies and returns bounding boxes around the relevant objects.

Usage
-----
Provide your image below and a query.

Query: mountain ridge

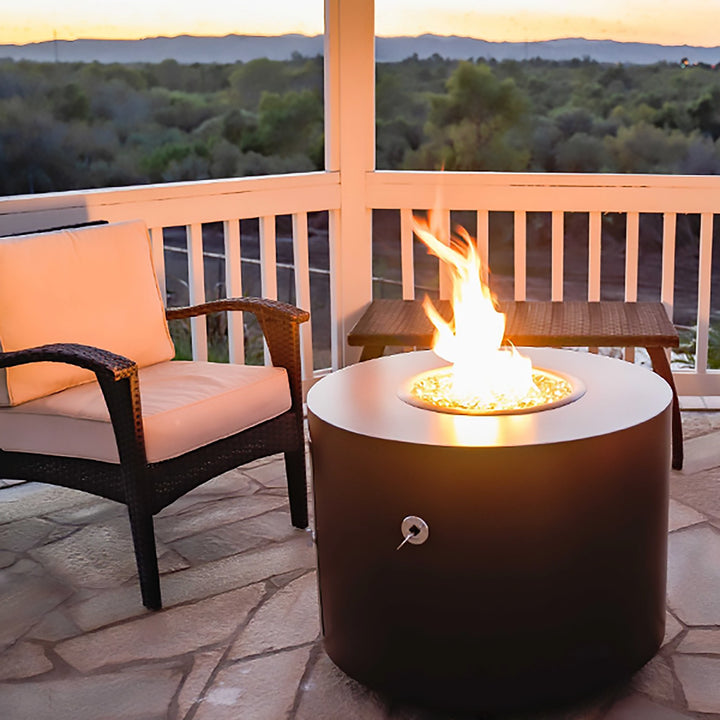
[2,33,719,65]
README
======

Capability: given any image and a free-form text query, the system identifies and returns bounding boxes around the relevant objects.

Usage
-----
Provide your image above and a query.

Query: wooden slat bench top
[348,298,682,469]
[348,299,679,352]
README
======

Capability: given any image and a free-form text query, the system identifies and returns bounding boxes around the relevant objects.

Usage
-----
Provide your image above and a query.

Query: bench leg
[360,345,386,361]
[647,347,683,470]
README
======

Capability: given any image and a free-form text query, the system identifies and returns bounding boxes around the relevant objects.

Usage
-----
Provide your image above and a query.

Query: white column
[325,0,375,367]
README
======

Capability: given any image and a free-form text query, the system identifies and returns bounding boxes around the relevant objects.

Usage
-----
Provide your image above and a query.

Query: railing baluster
[223,219,244,364]
[187,222,208,361]
[328,208,343,372]
[625,212,640,302]
[551,210,564,302]
[149,226,167,304]
[514,210,527,301]
[400,207,415,299]
[292,212,314,381]
[661,212,677,318]
[259,215,278,366]
[696,212,713,374]
[476,210,489,285]
[588,212,602,302]
[624,212,640,362]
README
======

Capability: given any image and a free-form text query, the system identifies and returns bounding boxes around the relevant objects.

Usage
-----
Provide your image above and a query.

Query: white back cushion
[0,221,174,406]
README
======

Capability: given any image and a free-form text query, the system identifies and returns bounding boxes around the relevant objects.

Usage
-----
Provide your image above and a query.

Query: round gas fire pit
[307,348,672,712]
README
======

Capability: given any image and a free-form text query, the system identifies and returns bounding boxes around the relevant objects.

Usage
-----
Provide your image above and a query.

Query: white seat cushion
[0,220,174,406]
[0,361,292,464]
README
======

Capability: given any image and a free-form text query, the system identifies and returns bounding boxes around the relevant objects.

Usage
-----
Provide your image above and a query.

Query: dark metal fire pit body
[307,348,672,712]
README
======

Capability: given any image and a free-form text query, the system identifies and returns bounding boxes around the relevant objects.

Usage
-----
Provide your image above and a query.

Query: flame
[412,213,533,407]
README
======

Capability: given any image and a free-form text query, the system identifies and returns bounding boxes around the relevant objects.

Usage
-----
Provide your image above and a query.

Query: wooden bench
[348,299,683,469]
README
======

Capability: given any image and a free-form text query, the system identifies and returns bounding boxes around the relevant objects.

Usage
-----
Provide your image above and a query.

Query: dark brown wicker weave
[0,297,309,610]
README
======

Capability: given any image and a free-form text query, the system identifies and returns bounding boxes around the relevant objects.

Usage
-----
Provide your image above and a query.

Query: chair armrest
[0,342,137,380]
[0,343,146,467]
[166,297,309,413]
[165,298,309,325]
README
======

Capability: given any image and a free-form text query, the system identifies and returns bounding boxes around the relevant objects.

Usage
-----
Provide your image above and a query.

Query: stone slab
[681,429,720,474]
[169,520,266,564]
[676,628,720,654]
[177,648,225,718]
[26,608,82,643]
[0,666,183,720]
[630,656,676,704]
[230,571,320,658]
[195,646,311,720]
[668,499,706,532]
[29,517,174,590]
[0,483,95,523]
[671,467,720,520]
[674,655,720,713]
[241,461,289,489]
[604,694,695,720]
[0,517,59,552]
[0,641,52,680]
[56,583,264,672]
[154,494,287,542]
[0,568,71,649]
[663,612,684,647]
[667,525,720,625]
[295,650,389,720]
[68,534,314,632]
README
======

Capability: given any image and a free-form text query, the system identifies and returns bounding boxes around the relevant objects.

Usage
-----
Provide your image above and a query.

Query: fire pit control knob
[397,516,430,550]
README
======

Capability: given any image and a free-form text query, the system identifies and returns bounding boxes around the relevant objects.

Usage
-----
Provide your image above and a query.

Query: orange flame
[413,213,533,405]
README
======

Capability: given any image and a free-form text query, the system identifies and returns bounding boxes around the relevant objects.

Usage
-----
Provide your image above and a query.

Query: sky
[2,0,719,47]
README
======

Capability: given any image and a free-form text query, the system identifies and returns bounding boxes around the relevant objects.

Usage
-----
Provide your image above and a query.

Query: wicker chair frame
[0,297,309,610]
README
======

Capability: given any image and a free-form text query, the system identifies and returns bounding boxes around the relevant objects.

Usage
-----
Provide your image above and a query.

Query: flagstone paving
[1,410,720,719]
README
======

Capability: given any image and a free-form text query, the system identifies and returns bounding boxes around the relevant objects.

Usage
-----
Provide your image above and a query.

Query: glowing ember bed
[307,348,672,712]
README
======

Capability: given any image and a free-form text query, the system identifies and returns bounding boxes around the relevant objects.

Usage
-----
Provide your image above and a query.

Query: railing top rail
[367,171,720,214]
[0,171,339,211]
[0,171,341,235]
[369,170,720,190]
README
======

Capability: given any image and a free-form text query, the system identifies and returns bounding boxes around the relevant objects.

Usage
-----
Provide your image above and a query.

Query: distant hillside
[1,33,719,66]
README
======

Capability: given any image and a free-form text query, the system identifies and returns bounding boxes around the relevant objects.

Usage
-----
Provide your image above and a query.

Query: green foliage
[3,54,720,197]
[51,83,89,121]
[0,55,323,194]
[675,324,720,370]
[248,89,323,164]
[406,61,530,170]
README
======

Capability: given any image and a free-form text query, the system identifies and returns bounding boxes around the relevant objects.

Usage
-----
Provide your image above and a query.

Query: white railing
[2,169,719,395]
[368,171,720,396]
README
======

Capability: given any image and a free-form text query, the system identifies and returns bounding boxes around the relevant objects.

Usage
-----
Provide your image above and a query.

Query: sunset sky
[2,0,719,47]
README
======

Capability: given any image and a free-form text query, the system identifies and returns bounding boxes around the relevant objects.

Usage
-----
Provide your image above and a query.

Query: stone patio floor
[1,407,720,720]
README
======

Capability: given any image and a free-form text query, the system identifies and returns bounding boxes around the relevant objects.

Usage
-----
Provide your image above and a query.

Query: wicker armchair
[0,221,309,610]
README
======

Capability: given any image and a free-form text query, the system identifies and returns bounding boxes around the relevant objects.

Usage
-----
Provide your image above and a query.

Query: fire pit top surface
[307,348,672,449]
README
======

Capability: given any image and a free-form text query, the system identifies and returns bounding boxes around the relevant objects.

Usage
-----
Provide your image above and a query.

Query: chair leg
[284,448,309,529]
[127,506,162,610]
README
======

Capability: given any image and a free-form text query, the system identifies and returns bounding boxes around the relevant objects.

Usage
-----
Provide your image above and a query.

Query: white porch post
[324,0,375,368]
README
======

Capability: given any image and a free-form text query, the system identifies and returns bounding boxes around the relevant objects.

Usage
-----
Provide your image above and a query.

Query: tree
[408,61,530,170]
[605,123,689,173]
[555,132,606,172]
[248,89,323,167]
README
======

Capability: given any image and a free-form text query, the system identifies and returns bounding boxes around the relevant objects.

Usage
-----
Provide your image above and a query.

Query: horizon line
[3,32,719,50]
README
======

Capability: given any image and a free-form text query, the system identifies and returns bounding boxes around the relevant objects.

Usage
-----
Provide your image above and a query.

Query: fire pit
[307,348,671,712]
